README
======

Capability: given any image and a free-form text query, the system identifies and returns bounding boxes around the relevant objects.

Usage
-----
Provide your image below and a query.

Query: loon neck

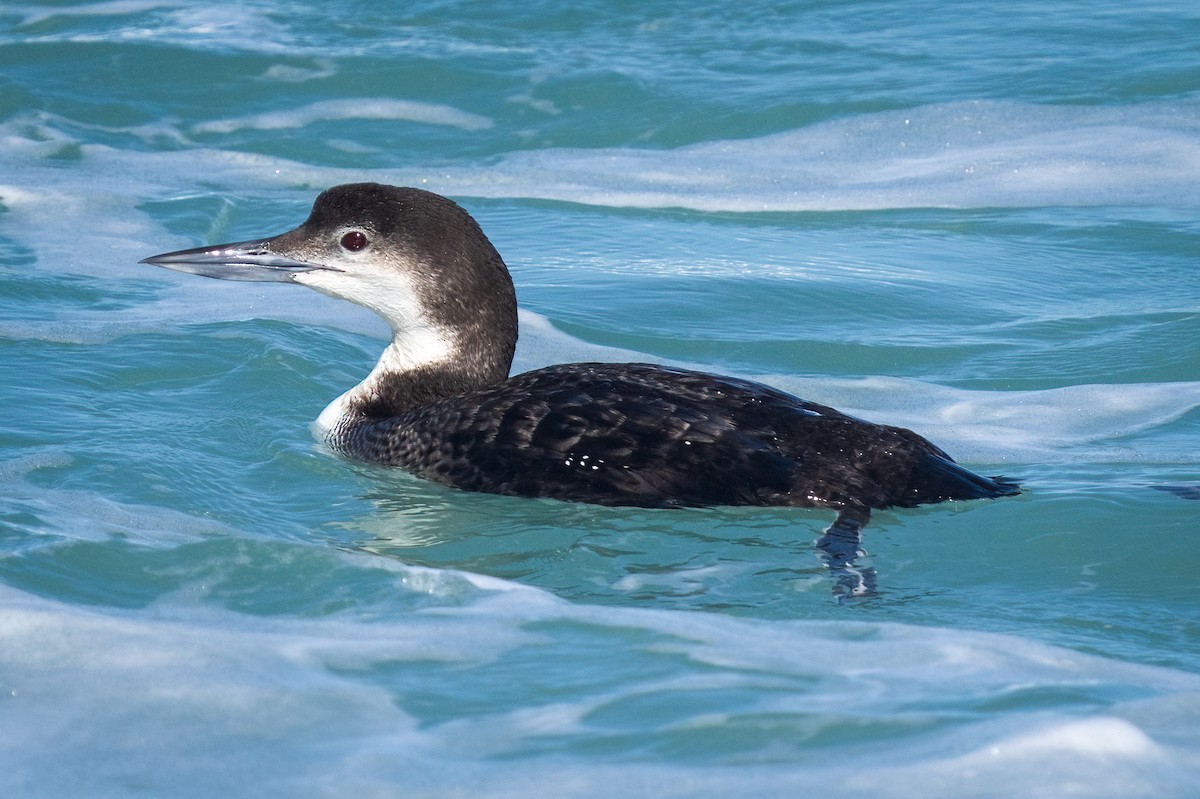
[316,321,515,437]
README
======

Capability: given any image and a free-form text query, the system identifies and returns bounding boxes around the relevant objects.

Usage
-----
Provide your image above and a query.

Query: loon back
[141,183,1019,527]
[331,362,1019,513]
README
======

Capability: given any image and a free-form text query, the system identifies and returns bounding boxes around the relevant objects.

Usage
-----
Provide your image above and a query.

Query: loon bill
[142,182,1018,533]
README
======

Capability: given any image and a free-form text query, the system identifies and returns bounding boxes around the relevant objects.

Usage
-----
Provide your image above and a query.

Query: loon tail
[904,452,1021,507]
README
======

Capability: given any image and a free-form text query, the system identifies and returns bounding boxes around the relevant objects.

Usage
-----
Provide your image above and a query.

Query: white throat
[313,325,455,439]
[295,254,461,439]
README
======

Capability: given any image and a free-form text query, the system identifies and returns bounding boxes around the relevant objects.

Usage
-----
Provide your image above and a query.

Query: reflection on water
[326,468,887,609]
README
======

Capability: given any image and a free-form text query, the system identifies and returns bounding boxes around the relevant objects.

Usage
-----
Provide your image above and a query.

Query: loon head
[142,183,519,391]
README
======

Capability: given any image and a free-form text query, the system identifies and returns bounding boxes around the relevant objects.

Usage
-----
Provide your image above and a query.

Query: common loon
[142,182,1018,533]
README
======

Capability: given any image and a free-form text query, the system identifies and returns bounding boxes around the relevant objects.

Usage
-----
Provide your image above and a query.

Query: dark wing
[351,362,1017,510]
[357,363,818,506]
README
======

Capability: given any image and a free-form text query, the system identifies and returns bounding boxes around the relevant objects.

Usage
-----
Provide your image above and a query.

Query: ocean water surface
[2,1,1199,796]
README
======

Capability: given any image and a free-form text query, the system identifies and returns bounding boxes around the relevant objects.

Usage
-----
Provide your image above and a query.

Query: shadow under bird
[142,183,1018,539]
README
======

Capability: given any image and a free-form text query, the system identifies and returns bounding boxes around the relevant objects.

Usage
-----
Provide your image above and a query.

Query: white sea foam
[5,98,1199,218]
[1,2,529,59]
[766,375,1200,463]
[258,59,338,83]
[2,578,1198,797]
[192,98,494,135]
[462,99,1200,211]
[4,0,169,29]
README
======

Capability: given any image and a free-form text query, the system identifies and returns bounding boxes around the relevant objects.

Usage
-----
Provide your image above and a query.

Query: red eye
[340,231,368,251]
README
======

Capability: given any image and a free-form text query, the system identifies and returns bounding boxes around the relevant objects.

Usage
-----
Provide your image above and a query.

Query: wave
[192,98,494,135]
[4,98,1200,224]
[434,98,1200,211]
[2,570,1198,797]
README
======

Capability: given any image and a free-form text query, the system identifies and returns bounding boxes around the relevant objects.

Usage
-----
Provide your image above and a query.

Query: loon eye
[340,231,369,252]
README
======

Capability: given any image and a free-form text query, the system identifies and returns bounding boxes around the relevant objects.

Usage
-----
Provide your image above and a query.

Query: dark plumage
[340,362,1016,513]
[142,183,1019,531]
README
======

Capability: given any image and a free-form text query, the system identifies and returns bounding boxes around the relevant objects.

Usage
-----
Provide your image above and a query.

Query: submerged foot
[816,508,877,601]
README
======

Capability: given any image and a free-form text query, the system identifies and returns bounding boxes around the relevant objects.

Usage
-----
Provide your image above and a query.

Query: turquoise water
[3,1,1200,795]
